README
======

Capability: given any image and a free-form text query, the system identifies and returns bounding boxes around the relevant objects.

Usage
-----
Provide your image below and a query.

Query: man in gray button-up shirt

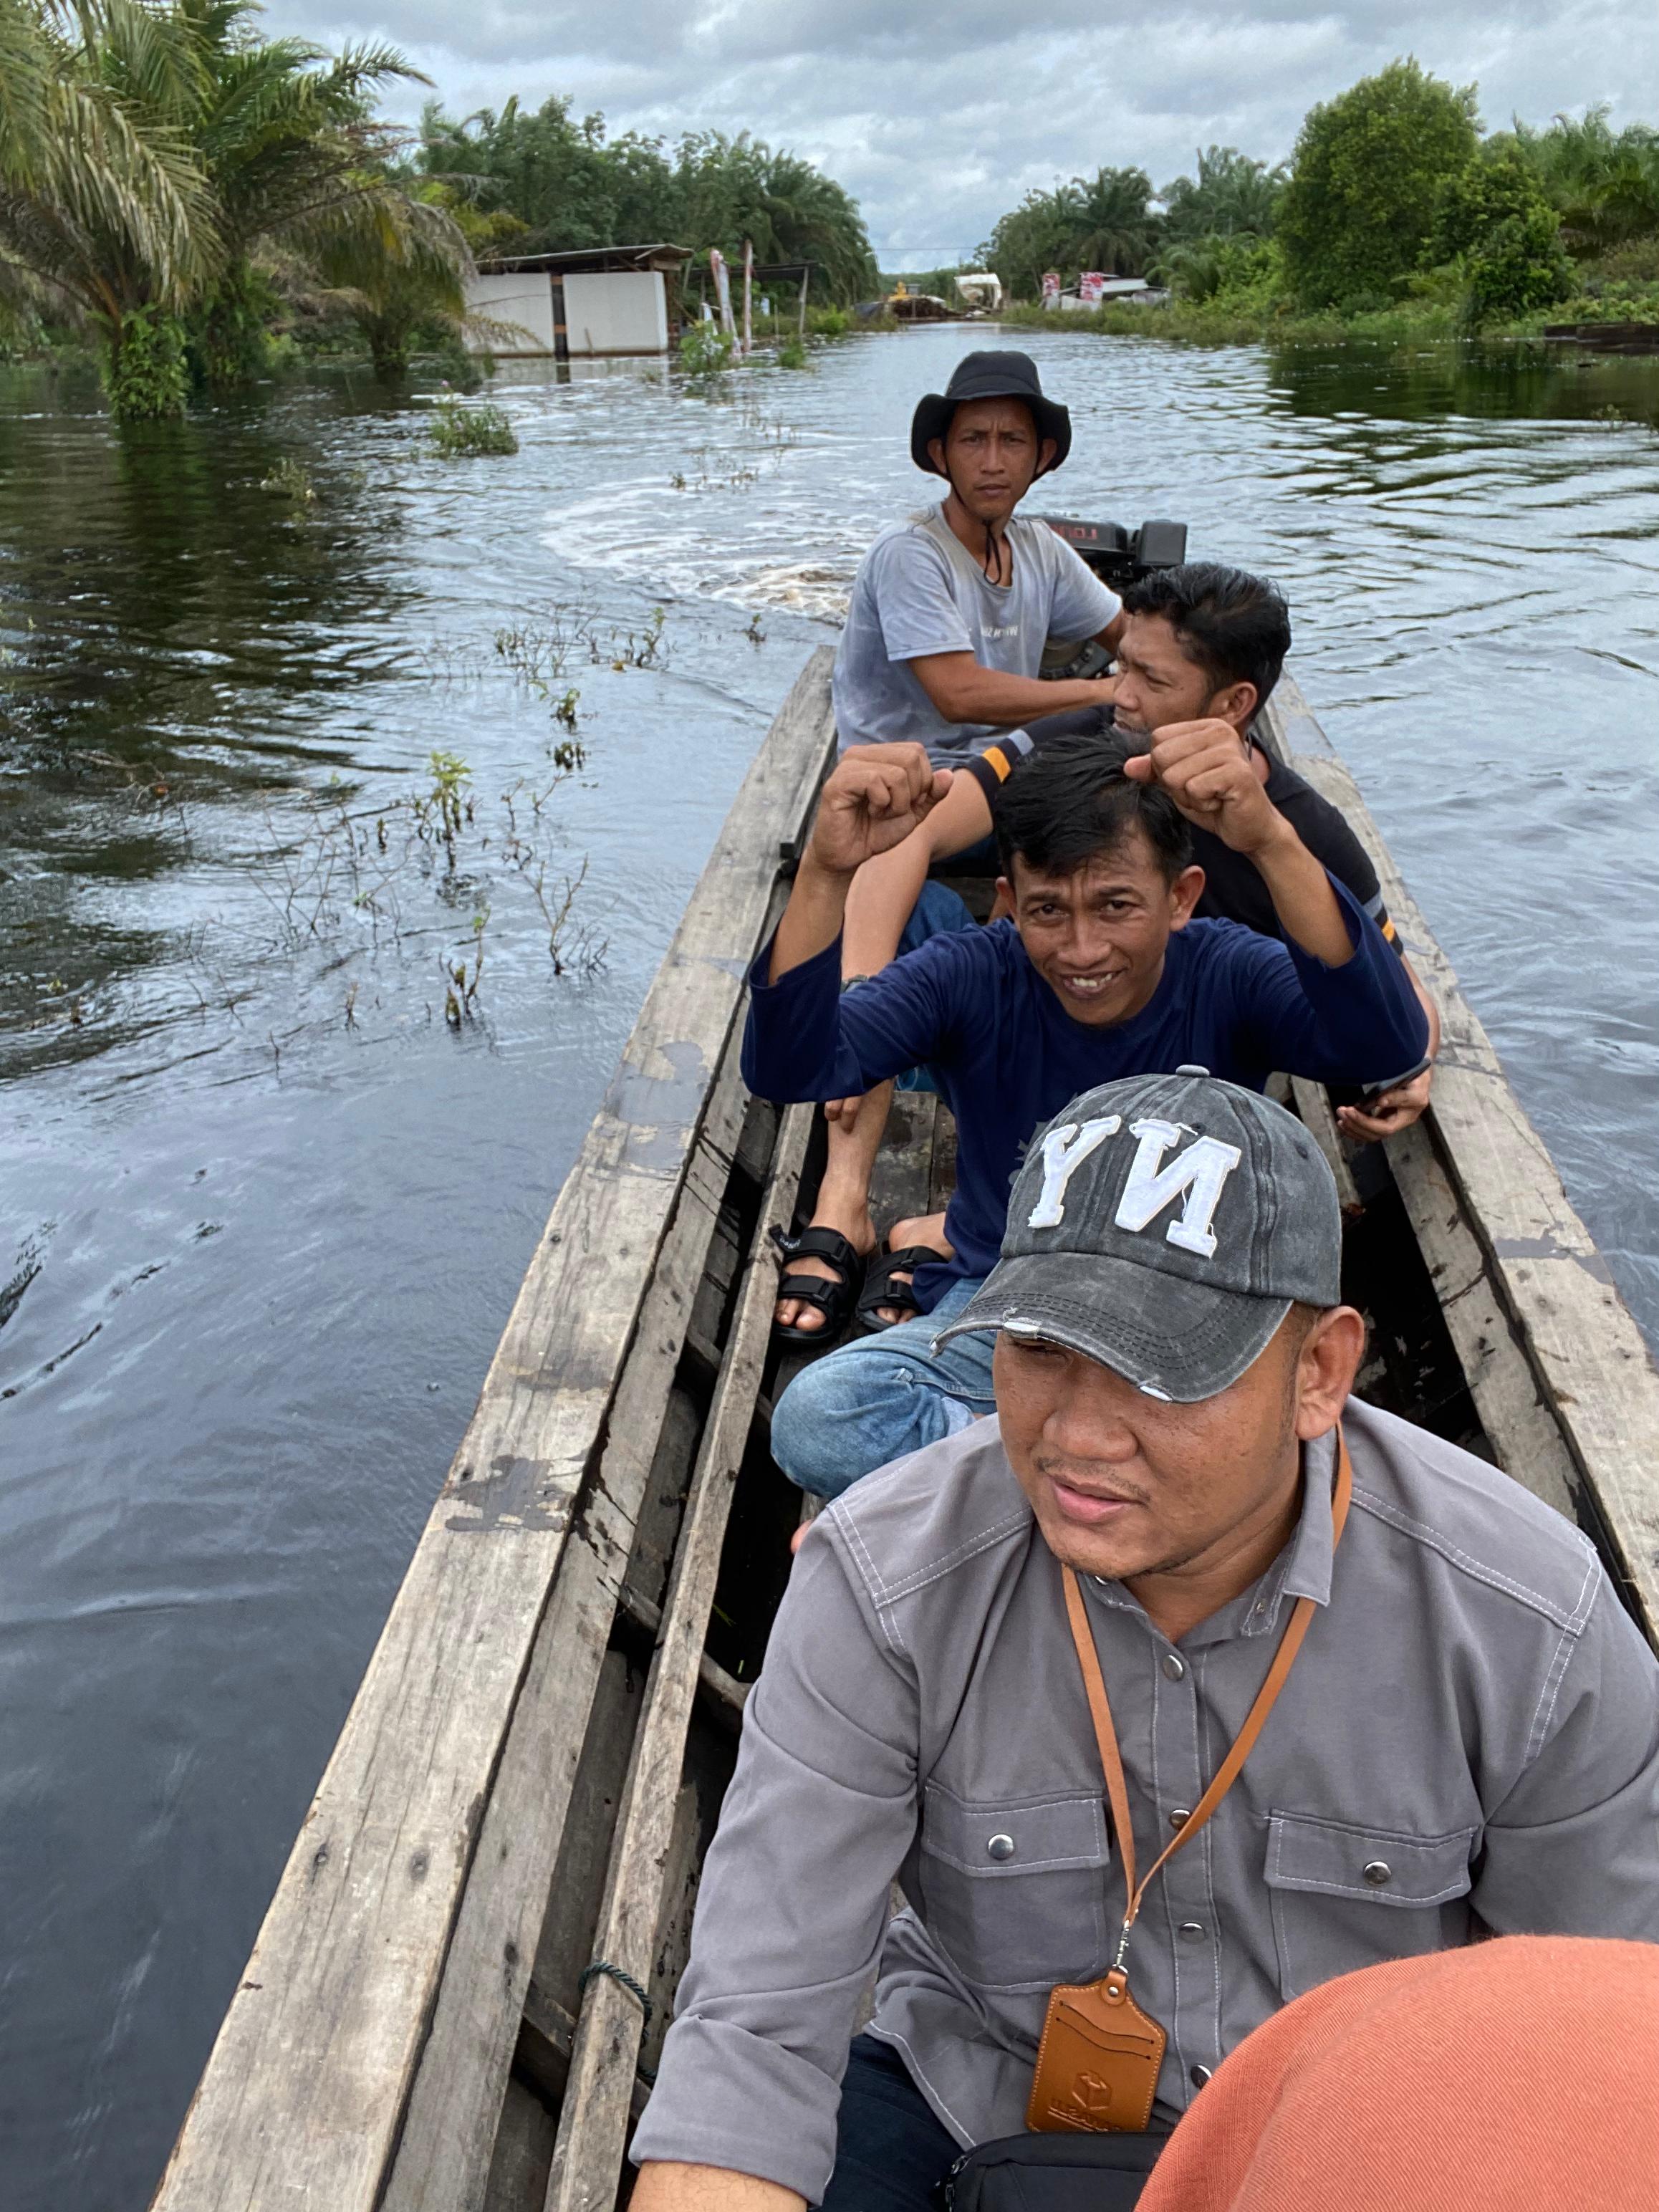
[630,1074,1659,2212]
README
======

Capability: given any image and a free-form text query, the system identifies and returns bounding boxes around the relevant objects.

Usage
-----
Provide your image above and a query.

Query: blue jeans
[770,1277,996,1499]
[821,2035,1163,2211]
[820,2036,959,2212]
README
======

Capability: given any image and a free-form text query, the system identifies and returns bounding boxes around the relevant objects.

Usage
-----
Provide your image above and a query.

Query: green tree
[0,0,467,415]
[183,0,467,386]
[1067,165,1160,275]
[1433,143,1573,322]
[673,133,877,303]
[0,0,216,386]
[1278,59,1480,308]
[979,183,1085,299]
[416,96,675,252]
[417,105,877,303]
[979,165,1160,297]
[1511,107,1659,260]
[1161,145,1287,242]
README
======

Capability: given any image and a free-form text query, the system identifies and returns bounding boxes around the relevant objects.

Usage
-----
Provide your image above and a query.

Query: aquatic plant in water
[679,324,735,376]
[239,730,605,1053]
[492,605,670,685]
[259,458,316,505]
[429,397,519,456]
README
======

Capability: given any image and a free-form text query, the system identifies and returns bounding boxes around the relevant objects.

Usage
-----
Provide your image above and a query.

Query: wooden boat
[150,647,1659,2212]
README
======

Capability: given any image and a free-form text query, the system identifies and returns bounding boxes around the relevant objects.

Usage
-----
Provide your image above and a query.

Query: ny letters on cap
[933,1071,1341,1403]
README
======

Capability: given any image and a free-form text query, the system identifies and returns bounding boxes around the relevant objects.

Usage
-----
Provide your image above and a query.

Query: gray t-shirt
[832,506,1121,764]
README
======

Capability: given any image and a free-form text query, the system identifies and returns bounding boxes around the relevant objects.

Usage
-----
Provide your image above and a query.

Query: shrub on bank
[1433,145,1574,324]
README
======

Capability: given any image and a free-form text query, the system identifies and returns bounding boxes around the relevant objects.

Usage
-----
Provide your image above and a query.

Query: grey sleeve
[872,533,976,663]
[1473,1569,1659,1939]
[1042,534,1121,643]
[628,1524,920,2201]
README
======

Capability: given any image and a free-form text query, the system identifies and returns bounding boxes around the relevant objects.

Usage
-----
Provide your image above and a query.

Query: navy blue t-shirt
[741,878,1427,1310]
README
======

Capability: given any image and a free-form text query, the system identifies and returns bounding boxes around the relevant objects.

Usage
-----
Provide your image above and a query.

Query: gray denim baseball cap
[933,1069,1341,1401]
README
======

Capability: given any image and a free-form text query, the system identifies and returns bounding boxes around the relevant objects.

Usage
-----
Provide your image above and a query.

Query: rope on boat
[579,1958,658,2082]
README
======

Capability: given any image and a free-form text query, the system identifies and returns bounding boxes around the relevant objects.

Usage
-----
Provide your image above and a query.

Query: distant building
[466,245,694,360]
[1047,274,1153,310]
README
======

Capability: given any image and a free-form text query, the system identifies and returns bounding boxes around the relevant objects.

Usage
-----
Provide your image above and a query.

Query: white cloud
[274,0,1659,262]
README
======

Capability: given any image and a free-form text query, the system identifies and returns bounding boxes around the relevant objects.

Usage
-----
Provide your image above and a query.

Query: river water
[2,328,1657,2208]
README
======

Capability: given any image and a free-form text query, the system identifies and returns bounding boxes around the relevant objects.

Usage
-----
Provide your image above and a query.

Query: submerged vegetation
[254,739,605,1042]
[428,396,518,456]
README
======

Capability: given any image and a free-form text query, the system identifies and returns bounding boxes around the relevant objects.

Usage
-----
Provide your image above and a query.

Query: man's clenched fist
[807,744,953,877]
[1123,719,1283,857]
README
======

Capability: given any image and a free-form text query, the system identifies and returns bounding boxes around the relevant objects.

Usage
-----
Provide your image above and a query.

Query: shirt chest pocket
[1265,1811,1478,2002]
[918,1784,1115,1994]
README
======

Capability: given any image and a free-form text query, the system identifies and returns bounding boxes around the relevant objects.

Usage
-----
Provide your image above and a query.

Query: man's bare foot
[774,1208,877,1336]
[862,1212,953,1328]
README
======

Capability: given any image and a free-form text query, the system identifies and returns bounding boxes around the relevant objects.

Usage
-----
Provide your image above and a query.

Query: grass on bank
[1000,274,1659,349]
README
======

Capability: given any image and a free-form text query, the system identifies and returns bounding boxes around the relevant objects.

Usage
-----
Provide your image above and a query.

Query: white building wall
[466,271,554,354]
[562,271,669,355]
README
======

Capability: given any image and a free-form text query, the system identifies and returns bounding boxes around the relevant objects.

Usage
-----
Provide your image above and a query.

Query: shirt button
[1362,1859,1392,1887]
[987,1834,1016,1862]
[1177,1921,1206,1944]
[1190,2064,1213,2088]
[1160,1653,1186,1681]
[1169,1807,1191,1830]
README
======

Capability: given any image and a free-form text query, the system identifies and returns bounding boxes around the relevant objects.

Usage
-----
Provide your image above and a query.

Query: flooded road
[2,328,1657,2207]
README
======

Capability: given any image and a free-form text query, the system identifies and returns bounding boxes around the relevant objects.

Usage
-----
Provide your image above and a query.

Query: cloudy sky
[268,1,1659,266]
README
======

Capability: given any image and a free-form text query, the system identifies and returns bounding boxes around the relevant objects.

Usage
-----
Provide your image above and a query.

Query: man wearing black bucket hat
[774,352,1126,1347]
[831,350,1125,764]
[630,1072,1659,2212]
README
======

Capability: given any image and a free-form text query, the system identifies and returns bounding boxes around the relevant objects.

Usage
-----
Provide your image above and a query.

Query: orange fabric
[1135,1937,1659,2212]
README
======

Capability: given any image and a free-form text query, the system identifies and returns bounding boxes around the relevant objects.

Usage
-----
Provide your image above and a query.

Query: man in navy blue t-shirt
[744,726,1430,1497]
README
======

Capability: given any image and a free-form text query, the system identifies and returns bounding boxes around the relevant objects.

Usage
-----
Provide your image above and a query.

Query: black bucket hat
[910,350,1072,477]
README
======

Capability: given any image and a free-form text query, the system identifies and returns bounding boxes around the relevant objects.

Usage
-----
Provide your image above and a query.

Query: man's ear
[1034,436,1058,479]
[927,436,948,478]
[1168,865,1205,930]
[1293,1306,1366,1440]
[1210,679,1259,733]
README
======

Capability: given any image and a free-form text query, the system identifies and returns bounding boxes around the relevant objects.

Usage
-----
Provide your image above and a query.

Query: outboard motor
[1034,515,1189,677]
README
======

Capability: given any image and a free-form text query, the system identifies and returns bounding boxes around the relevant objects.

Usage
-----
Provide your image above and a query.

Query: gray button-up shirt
[631,1399,1659,2202]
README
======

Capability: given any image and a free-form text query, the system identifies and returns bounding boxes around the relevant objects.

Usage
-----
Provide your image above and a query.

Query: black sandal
[855,1244,944,1334]
[770,1225,865,1345]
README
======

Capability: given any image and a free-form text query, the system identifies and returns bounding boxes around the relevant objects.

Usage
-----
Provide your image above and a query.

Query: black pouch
[942,2128,1166,2212]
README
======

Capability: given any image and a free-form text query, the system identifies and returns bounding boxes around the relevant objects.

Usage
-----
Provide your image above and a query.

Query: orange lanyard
[1062,1427,1353,1970]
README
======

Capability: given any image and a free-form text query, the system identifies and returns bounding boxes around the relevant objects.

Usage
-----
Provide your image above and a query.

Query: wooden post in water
[742,239,753,358]
[799,264,809,342]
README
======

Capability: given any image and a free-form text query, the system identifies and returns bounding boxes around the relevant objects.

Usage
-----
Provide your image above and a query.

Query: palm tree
[673,135,878,304]
[1161,146,1287,243]
[1511,108,1659,259]
[0,0,469,415]
[0,0,216,385]
[1068,165,1160,276]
